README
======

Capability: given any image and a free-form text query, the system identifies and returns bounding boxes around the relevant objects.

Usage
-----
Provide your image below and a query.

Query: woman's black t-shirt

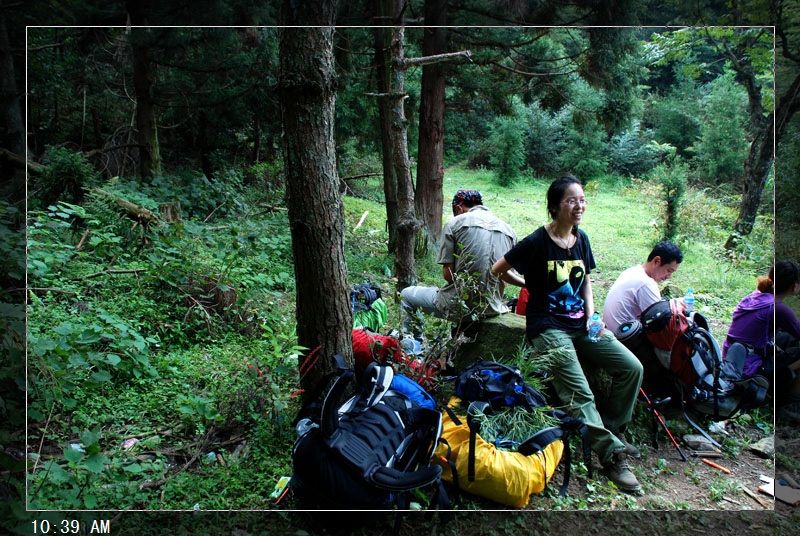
[504,226,596,338]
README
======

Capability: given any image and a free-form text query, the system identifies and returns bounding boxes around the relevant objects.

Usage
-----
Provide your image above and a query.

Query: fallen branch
[184,296,213,335]
[73,268,146,281]
[28,287,78,296]
[354,210,369,230]
[402,49,472,69]
[138,479,166,491]
[83,144,143,159]
[91,187,158,225]
[75,229,90,251]
[743,484,772,508]
[341,172,382,181]
[0,148,46,175]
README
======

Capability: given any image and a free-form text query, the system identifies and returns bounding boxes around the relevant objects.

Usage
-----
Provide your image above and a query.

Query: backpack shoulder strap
[338,361,394,413]
[465,401,491,482]
[320,363,354,440]
[517,426,572,497]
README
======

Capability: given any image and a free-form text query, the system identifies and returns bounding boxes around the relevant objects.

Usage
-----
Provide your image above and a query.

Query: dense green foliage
[19,165,775,517]
[4,1,798,531]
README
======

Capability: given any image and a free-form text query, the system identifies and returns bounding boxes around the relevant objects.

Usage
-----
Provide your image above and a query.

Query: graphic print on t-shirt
[547,259,586,319]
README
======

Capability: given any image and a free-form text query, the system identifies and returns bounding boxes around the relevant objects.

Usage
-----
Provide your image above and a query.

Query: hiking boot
[614,431,641,459]
[603,452,642,493]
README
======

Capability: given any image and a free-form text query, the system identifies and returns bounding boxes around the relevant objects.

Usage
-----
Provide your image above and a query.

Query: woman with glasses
[492,174,644,494]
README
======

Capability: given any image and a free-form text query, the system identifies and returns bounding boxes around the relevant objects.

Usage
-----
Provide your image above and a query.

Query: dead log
[91,187,158,225]
[0,148,46,175]
[159,202,182,223]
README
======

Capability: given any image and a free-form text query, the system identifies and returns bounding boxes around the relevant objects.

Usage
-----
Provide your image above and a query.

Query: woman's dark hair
[757,260,800,295]
[547,174,582,221]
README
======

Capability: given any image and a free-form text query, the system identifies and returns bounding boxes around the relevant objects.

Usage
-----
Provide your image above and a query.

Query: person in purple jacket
[723,260,800,418]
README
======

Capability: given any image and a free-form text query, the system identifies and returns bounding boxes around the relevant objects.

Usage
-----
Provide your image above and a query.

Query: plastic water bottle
[684,287,695,313]
[588,312,603,343]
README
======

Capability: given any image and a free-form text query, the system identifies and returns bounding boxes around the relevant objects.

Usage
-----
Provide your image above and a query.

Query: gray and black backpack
[290,355,448,518]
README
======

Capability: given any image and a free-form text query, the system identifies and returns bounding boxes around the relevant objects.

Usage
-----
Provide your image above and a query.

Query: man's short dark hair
[648,240,683,265]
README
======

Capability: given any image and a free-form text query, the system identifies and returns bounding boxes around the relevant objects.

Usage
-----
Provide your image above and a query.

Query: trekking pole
[639,388,688,462]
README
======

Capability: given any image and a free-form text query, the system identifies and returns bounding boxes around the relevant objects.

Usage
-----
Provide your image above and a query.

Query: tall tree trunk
[726,69,800,249]
[126,1,162,180]
[723,26,800,249]
[0,0,24,196]
[278,3,351,396]
[415,0,447,247]
[374,0,400,253]
[197,111,214,179]
[389,23,421,290]
[724,113,773,249]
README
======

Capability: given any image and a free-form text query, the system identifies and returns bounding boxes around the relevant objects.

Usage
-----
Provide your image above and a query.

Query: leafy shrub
[558,116,609,181]
[105,170,250,222]
[35,147,99,209]
[776,122,800,258]
[522,103,567,178]
[489,114,526,186]
[693,70,749,183]
[606,122,665,177]
[246,159,285,196]
[651,82,703,159]
[648,159,688,242]
[0,201,24,286]
[27,303,159,419]
[26,203,84,284]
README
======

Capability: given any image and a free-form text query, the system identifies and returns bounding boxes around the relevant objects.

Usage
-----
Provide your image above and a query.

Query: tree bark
[278,3,351,397]
[125,1,162,180]
[388,23,421,290]
[373,1,400,253]
[415,0,448,248]
[723,28,800,249]
[0,1,23,162]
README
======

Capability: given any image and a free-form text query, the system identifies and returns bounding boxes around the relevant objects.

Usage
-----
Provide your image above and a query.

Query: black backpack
[350,282,383,312]
[290,355,448,514]
[452,360,592,497]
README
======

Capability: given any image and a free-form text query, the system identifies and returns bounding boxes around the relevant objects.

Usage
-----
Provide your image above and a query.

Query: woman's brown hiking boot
[603,451,642,493]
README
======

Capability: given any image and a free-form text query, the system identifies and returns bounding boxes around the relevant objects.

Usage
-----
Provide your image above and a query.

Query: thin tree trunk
[416,0,448,247]
[0,2,22,158]
[125,1,162,180]
[374,1,400,253]
[278,4,351,396]
[389,23,421,290]
[723,30,800,249]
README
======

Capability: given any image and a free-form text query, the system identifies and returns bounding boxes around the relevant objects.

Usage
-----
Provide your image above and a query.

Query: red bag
[351,328,403,370]
[351,328,440,390]
[640,298,694,385]
[516,288,529,316]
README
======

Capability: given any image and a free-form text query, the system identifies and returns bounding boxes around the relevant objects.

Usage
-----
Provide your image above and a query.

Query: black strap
[436,435,460,506]
[517,426,572,497]
[319,363,354,440]
[371,464,443,492]
[292,354,350,427]
[552,410,592,479]
[466,401,490,482]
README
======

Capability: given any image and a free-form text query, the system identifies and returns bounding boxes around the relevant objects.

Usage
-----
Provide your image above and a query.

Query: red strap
[298,345,322,380]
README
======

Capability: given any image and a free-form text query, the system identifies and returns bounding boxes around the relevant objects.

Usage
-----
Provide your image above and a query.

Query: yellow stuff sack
[434,397,564,508]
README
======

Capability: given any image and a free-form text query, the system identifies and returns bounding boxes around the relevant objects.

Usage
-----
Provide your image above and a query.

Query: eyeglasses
[562,197,587,207]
